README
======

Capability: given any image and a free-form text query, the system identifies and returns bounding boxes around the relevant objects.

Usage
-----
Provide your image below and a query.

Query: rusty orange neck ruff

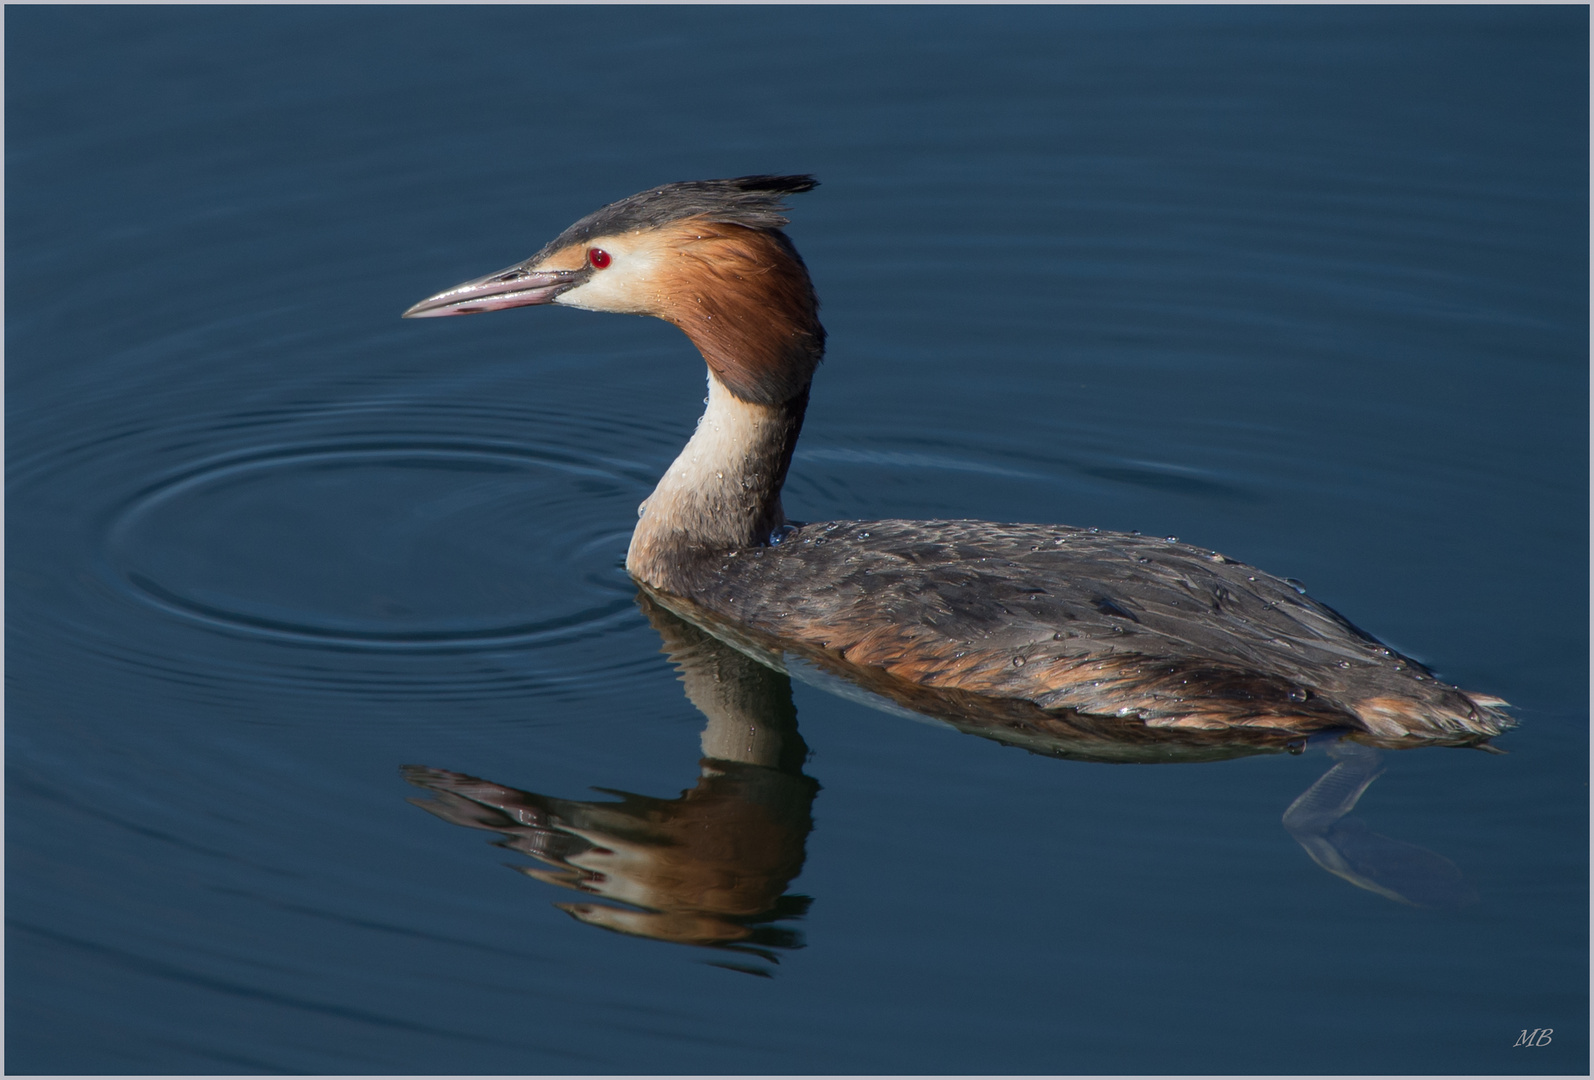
[648,220,824,406]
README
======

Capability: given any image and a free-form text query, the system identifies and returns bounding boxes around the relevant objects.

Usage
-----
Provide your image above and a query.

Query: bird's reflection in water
[407,595,1482,971]
[405,597,818,976]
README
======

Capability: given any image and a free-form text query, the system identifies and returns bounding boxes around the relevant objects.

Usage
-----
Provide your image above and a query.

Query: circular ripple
[102,440,646,651]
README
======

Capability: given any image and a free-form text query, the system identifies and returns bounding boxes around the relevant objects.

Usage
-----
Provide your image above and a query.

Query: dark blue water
[8,6,1587,1074]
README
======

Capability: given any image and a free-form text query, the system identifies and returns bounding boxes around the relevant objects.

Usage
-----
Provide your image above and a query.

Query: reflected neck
[626,374,808,595]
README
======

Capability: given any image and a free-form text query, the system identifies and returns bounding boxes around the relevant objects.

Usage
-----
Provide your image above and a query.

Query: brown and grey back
[656,519,1512,747]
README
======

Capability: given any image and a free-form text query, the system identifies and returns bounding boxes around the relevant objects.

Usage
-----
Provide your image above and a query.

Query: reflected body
[405,175,1512,749]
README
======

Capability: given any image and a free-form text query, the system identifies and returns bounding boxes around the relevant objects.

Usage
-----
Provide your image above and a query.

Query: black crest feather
[535,175,818,259]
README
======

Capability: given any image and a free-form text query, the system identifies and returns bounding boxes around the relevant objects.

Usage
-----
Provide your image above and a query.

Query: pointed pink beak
[402,261,590,318]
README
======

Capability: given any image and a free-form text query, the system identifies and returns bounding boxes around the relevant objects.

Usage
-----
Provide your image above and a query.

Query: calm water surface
[7,7,1588,1074]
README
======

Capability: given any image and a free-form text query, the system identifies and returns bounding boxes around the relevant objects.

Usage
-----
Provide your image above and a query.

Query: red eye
[587,248,611,269]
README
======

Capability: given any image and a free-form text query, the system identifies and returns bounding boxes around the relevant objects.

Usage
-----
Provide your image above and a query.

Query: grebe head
[403,175,825,405]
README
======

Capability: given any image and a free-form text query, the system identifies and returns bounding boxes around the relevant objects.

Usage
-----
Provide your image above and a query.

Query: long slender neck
[619,220,823,596]
[626,373,808,595]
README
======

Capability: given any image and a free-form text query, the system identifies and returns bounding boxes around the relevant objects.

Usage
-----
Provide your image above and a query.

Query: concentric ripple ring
[100,440,644,651]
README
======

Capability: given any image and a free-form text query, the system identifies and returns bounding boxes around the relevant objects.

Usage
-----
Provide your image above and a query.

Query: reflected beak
[402,261,590,318]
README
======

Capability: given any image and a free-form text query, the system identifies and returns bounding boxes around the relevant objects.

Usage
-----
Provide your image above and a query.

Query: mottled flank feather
[668,520,1513,743]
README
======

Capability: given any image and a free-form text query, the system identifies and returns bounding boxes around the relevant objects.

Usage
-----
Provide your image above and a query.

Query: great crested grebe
[404,175,1511,745]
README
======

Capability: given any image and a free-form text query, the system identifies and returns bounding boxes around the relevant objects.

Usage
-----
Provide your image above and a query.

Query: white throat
[625,374,802,592]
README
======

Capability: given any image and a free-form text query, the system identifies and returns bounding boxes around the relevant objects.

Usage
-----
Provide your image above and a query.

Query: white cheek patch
[553,233,663,314]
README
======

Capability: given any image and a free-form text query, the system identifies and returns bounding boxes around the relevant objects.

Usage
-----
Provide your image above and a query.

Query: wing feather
[682,521,1510,739]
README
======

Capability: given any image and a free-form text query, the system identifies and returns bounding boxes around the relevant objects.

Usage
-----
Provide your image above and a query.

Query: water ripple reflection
[102,440,638,650]
[11,389,680,712]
